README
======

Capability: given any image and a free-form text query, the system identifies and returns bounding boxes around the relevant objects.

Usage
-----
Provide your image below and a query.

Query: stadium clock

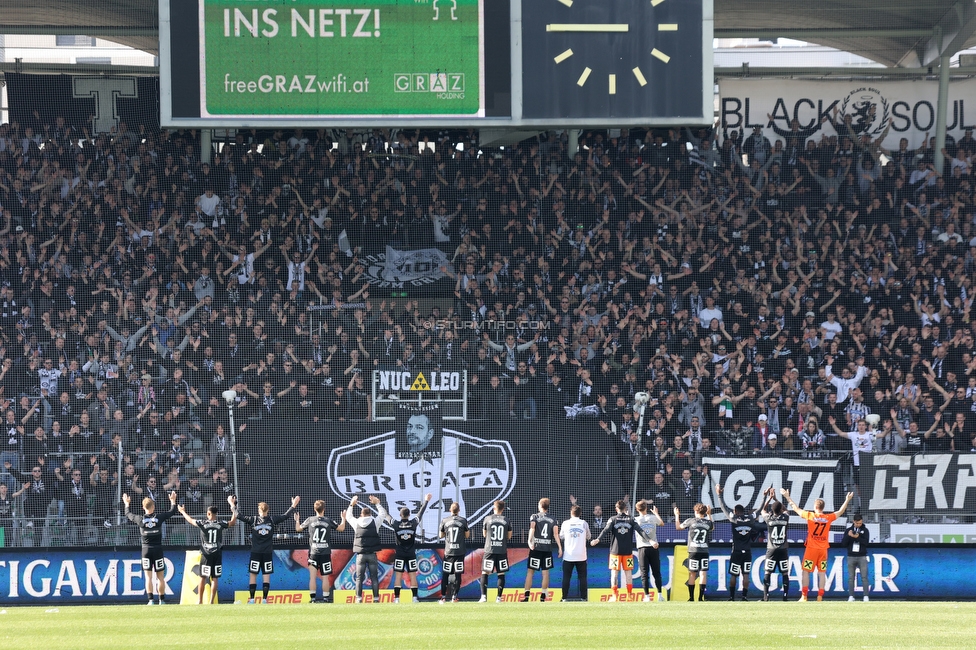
[520,0,706,121]
[544,0,681,96]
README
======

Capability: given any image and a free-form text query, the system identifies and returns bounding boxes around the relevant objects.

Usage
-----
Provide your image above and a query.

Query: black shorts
[527,549,553,571]
[141,547,165,572]
[764,547,789,573]
[481,553,509,574]
[393,556,419,573]
[687,551,710,572]
[249,551,274,575]
[308,551,332,575]
[729,549,752,575]
[443,557,465,575]
[200,551,223,578]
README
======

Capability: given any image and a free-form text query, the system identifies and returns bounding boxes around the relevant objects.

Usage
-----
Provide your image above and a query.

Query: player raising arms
[295,500,347,603]
[674,502,714,601]
[238,496,300,604]
[591,499,649,601]
[782,488,854,602]
[759,488,791,601]
[714,483,771,601]
[634,500,665,602]
[521,497,563,602]
[176,495,238,604]
[439,502,470,604]
[381,492,432,603]
[480,500,513,603]
[122,490,179,605]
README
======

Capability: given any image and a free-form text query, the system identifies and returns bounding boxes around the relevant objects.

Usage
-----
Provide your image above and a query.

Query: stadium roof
[1,0,976,68]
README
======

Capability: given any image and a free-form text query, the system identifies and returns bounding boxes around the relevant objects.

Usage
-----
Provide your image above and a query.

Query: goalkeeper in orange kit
[781,488,853,601]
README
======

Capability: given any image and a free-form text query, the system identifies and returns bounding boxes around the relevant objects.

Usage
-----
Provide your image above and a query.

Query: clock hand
[546,24,629,33]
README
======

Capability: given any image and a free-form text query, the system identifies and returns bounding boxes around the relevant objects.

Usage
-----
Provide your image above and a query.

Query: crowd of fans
[0,113,974,542]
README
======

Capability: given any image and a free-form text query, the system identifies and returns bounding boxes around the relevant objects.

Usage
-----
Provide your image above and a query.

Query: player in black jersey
[591,499,650,601]
[759,488,791,601]
[238,495,300,604]
[675,502,714,601]
[439,502,470,604]
[714,483,771,601]
[381,492,432,603]
[295,499,347,603]
[480,500,513,603]
[522,497,562,602]
[122,490,179,605]
[176,495,239,604]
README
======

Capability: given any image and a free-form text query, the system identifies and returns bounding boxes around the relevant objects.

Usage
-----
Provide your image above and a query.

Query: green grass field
[2,602,975,648]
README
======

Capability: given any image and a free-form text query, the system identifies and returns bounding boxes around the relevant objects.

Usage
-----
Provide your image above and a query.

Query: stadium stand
[0,116,973,547]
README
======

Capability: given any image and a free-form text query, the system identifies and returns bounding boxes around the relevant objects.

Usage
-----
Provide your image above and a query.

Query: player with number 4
[781,487,853,602]
[521,498,563,602]
[176,495,239,604]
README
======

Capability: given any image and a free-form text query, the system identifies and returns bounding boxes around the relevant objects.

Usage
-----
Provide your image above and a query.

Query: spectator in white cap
[753,413,772,452]
[761,433,780,456]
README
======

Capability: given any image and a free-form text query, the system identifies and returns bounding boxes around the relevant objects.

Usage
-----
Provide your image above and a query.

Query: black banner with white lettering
[238,419,625,543]
[702,456,847,518]
[5,73,160,133]
[234,423,976,545]
[863,454,976,515]
[704,453,976,517]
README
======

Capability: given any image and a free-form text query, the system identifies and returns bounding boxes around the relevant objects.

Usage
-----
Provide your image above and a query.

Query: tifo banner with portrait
[241,419,621,544]
[718,78,976,149]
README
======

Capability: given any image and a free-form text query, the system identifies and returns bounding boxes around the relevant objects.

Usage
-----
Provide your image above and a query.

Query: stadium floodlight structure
[222,388,243,544]
[630,392,651,509]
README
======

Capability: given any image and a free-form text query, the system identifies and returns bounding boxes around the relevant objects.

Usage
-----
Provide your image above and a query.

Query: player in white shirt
[558,505,591,601]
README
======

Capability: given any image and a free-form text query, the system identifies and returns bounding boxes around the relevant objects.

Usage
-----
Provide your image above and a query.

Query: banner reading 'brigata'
[719,78,976,149]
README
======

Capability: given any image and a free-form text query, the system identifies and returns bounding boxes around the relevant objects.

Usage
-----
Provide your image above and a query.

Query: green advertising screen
[200,0,484,118]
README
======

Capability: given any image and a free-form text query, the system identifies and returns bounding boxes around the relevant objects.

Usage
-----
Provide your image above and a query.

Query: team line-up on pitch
[123,483,868,605]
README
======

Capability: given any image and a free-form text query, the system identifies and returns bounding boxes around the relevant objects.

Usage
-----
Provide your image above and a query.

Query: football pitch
[1,601,974,648]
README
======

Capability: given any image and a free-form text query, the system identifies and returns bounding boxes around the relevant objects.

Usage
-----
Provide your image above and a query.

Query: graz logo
[362,246,454,288]
[840,87,891,137]
[327,428,516,542]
